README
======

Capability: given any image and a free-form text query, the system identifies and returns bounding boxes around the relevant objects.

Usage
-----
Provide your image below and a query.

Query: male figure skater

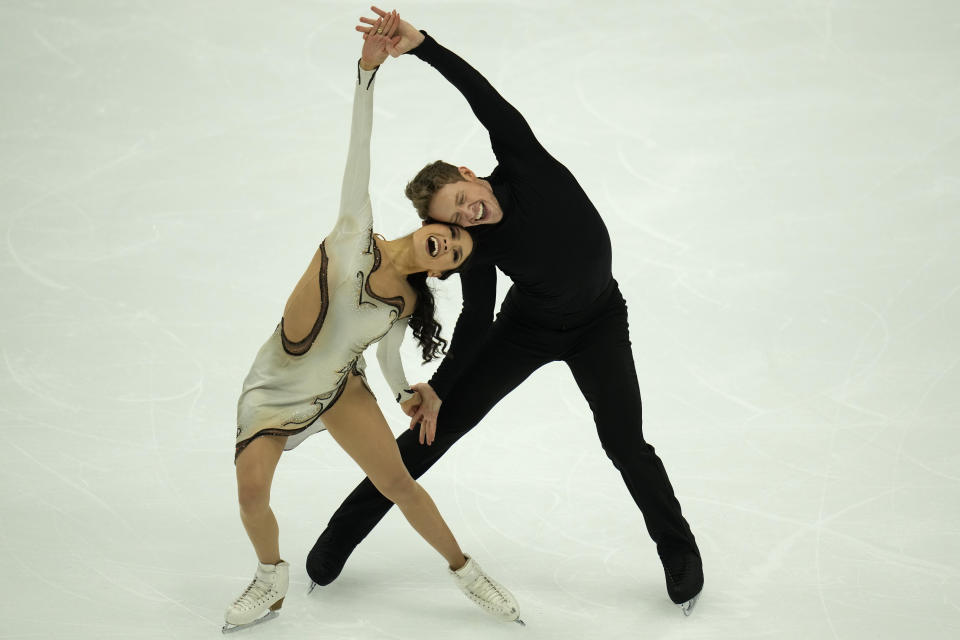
[308,7,703,615]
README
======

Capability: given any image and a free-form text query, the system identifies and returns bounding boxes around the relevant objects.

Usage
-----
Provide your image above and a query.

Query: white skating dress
[234,65,415,460]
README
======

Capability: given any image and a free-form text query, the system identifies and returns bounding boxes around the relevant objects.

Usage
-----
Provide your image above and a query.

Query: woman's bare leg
[321,374,467,570]
[235,435,288,564]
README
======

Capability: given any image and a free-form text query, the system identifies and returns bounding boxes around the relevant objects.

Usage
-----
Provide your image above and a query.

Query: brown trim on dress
[234,419,317,462]
[233,359,367,462]
[361,233,406,317]
[281,241,330,356]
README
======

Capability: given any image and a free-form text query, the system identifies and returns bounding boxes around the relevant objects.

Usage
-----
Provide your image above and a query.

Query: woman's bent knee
[237,476,271,513]
[236,457,275,512]
[234,435,284,511]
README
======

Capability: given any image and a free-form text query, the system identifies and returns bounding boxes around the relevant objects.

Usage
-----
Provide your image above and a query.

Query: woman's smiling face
[412,223,473,276]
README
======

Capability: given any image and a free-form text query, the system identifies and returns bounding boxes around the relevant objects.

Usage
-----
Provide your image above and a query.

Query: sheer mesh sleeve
[376,319,415,404]
[330,63,378,238]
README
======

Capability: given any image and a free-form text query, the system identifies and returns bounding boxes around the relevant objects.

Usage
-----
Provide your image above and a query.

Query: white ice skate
[222,560,289,633]
[450,555,524,625]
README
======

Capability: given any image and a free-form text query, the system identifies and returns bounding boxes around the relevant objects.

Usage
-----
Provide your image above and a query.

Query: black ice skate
[662,551,703,617]
[305,528,356,587]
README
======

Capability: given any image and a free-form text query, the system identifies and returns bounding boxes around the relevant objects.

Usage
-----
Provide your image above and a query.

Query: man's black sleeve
[428,263,497,399]
[409,32,545,161]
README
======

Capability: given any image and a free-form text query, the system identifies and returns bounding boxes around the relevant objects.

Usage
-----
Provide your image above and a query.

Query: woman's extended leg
[320,373,521,622]
[235,434,287,564]
[321,374,466,570]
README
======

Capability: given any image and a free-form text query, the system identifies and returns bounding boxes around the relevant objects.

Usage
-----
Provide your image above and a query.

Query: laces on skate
[451,555,524,625]
[222,561,289,633]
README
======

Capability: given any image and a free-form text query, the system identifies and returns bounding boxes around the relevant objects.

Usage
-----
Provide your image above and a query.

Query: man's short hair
[404,160,465,221]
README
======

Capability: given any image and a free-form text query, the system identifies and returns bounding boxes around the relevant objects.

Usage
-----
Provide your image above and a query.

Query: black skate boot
[662,551,703,616]
[305,528,356,589]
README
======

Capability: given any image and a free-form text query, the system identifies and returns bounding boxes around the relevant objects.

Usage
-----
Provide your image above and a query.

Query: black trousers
[316,281,698,561]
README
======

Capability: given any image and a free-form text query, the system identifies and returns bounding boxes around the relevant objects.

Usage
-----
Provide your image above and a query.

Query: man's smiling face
[427,168,503,227]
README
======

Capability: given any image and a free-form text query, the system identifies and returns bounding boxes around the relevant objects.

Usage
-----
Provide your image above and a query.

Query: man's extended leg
[307,316,550,585]
[564,289,702,608]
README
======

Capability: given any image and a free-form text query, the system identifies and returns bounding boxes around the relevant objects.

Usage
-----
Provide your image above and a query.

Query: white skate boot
[222,560,289,633]
[450,555,524,625]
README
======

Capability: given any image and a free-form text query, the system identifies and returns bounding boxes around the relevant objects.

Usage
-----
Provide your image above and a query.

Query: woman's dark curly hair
[405,228,478,363]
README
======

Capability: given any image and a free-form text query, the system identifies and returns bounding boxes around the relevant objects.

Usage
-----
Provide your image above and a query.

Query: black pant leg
[564,294,699,560]
[316,314,551,548]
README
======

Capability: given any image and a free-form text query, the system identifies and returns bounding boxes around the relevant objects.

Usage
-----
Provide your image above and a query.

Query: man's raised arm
[359,6,544,160]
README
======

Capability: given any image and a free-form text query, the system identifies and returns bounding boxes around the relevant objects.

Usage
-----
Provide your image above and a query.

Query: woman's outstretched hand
[407,382,442,445]
[357,5,424,58]
[400,392,422,417]
[359,8,401,69]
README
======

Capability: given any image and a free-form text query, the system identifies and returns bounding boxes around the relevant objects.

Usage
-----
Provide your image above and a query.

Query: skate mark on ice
[32,29,83,77]
[8,441,135,532]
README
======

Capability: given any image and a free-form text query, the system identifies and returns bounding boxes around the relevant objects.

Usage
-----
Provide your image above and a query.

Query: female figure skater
[222,12,521,632]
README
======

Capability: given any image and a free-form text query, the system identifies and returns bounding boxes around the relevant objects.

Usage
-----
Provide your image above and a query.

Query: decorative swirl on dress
[281,241,331,356]
[233,363,355,461]
[356,231,406,317]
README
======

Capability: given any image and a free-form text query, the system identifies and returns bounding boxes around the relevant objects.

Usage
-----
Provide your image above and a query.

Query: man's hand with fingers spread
[407,382,442,445]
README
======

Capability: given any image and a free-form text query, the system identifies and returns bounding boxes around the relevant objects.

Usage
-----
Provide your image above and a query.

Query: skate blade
[679,593,700,617]
[514,618,526,627]
[307,580,318,595]
[221,610,279,634]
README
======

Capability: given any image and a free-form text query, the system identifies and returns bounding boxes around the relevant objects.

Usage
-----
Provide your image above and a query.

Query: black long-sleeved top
[411,34,613,399]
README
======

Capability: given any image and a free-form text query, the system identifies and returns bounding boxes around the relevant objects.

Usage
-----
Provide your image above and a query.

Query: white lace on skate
[450,555,523,625]
[223,561,288,633]
[230,577,274,614]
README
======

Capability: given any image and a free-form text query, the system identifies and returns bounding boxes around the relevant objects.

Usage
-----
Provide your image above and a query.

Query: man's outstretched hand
[359,8,401,69]
[357,5,424,57]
